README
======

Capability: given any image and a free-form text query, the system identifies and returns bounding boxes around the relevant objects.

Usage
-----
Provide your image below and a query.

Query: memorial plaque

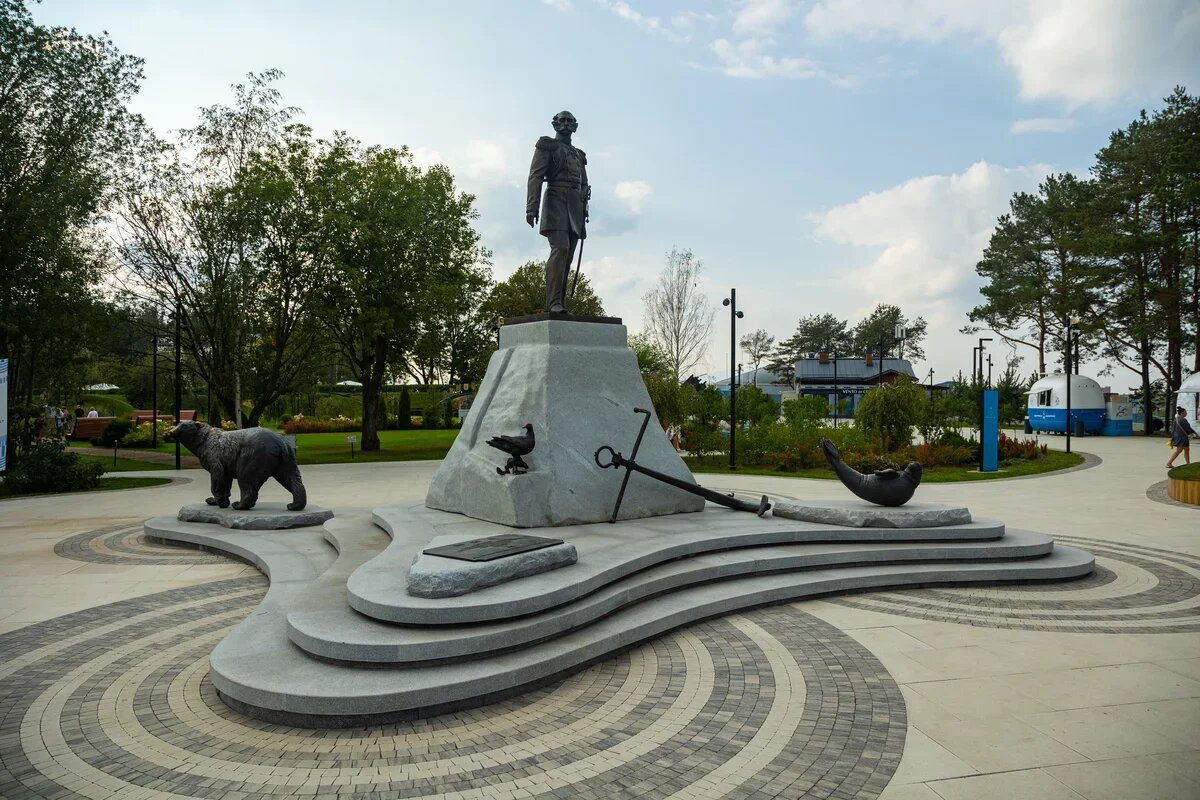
[423,533,565,562]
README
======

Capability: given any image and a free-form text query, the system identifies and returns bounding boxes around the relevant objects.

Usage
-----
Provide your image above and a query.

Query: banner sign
[981,389,999,473]
[0,358,8,473]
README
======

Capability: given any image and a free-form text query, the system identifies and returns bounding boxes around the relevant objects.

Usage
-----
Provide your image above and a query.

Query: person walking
[1166,406,1198,468]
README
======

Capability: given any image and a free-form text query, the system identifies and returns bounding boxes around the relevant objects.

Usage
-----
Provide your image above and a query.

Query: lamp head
[722,298,731,307]
[736,311,744,319]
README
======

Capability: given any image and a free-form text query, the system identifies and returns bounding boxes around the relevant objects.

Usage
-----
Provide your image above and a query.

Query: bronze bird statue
[488,423,535,476]
[820,438,922,507]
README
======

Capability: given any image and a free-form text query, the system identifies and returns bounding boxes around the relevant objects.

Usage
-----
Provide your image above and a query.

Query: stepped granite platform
[143,497,1094,727]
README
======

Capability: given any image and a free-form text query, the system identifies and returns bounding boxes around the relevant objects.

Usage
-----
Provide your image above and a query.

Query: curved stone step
[288,529,1054,665]
[349,501,1008,625]
[211,543,1094,726]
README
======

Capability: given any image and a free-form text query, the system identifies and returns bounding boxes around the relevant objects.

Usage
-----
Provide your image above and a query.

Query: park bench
[131,410,197,426]
[71,416,114,440]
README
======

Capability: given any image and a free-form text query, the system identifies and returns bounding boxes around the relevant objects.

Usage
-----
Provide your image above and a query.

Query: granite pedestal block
[771,500,972,528]
[425,319,704,527]
[177,502,333,529]
[407,535,578,598]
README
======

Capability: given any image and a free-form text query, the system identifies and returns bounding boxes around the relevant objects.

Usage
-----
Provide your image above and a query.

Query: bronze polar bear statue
[165,420,307,511]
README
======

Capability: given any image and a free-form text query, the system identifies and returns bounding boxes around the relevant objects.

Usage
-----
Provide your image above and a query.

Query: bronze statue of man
[526,110,590,313]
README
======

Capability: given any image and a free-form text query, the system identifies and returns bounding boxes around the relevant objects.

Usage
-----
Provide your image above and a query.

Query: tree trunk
[360,337,389,451]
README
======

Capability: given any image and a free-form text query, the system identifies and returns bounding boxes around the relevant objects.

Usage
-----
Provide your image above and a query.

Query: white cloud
[1010,116,1075,134]
[461,139,510,185]
[803,0,1200,108]
[812,160,1052,373]
[709,38,826,81]
[408,146,444,171]
[733,0,798,36]
[593,0,686,40]
[614,180,652,213]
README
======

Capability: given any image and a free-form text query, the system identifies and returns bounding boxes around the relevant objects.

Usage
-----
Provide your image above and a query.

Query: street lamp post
[151,332,159,449]
[977,338,992,450]
[987,354,993,388]
[722,290,744,470]
[831,348,839,428]
[174,304,183,470]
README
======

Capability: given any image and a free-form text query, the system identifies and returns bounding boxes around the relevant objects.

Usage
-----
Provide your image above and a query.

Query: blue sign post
[0,358,8,473]
[981,389,999,472]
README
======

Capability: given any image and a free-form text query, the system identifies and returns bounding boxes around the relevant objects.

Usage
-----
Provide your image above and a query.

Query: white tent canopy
[335,380,363,387]
[83,383,119,391]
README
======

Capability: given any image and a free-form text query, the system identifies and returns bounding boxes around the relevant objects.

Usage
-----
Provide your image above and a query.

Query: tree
[629,333,685,434]
[117,71,323,428]
[968,173,1102,375]
[856,380,926,451]
[851,303,928,362]
[317,134,483,450]
[739,329,774,383]
[0,0,144,455]
[642,247,715,381]
[768,313,851,375]
[479,261,604,323]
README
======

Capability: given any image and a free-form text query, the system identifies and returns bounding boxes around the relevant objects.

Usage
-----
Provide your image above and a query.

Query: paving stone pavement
[0,575,904,799]
[2,434,1198,799]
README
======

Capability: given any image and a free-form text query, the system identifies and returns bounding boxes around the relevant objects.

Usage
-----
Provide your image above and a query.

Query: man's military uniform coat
[526,136,589,239]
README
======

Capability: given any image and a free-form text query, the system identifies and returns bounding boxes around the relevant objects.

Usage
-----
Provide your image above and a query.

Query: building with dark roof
[795,351,917,418]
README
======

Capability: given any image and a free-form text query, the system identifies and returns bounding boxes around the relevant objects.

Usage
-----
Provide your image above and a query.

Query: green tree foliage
[317,134,484,450]
[967,173,1101,375]
[629,333,685,432]
[735,385,777,427]
[856,380,927,451]
[781,396,829,429]
[117,71,323,428]
[972,88,1199,432]
[479,261,604,323]
[0,0,144,454]
[768,313,851,375]
[851,303,928,362]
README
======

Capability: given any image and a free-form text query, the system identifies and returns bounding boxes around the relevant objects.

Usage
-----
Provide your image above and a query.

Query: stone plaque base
[407,535,578,598]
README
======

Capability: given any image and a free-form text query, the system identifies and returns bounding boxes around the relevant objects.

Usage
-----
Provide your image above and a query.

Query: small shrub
[840,450,901,473]
[96,418,135,447]
[3,441,105,494]
[316,394,360,420]
[221,419,239,431]
[122,420,171,447]
[397,388,412,430]
[282,414,359,434]
[421,402,442,430]
[856,381,927,451]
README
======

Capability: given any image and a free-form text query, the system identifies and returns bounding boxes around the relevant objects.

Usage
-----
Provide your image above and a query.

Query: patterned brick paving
[831,535,1200,632]
[0,577,905,799]
[54,522,230,565]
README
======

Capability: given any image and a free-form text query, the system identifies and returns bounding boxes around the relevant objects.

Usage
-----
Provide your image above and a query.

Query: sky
[34,0,1200,387]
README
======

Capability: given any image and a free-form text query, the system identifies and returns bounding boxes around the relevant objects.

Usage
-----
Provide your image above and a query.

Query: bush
[422,402,443,430]
[122,420,171,447]
[856,381,927,451]
[282,414,359,434]
[2,441,105,494]
[397,388,412,430]
[96,418,135,446]
[316,394,360,420]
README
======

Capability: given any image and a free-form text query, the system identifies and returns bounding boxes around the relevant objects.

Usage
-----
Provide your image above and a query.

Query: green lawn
[1168,462,1200,480]
[76,428,461,464]
[290,429,459,465]
[0,476,172,500]
[686,450,1085,482]
[78,454,173,472]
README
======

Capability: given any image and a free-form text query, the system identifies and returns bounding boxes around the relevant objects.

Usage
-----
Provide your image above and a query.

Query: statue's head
[551,110,578,135]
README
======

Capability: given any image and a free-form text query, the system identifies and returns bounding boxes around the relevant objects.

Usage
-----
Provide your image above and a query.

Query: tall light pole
[977,337,992,442]
[174,303,183,470]
[722,290,744,470]
[986,354,993,388]
[151,332,159,449]
[829,347,840,428]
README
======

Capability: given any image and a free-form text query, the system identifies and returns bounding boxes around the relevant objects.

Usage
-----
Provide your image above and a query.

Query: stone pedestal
[425,319,704,527]
[178,502,333,530]
[771,500,971,529]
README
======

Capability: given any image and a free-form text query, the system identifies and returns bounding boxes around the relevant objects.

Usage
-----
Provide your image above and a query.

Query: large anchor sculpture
[594,407,771,522]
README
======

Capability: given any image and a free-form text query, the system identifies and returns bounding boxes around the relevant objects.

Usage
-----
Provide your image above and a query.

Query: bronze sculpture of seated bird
[488,423,535,475]
[820,438,922,507]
